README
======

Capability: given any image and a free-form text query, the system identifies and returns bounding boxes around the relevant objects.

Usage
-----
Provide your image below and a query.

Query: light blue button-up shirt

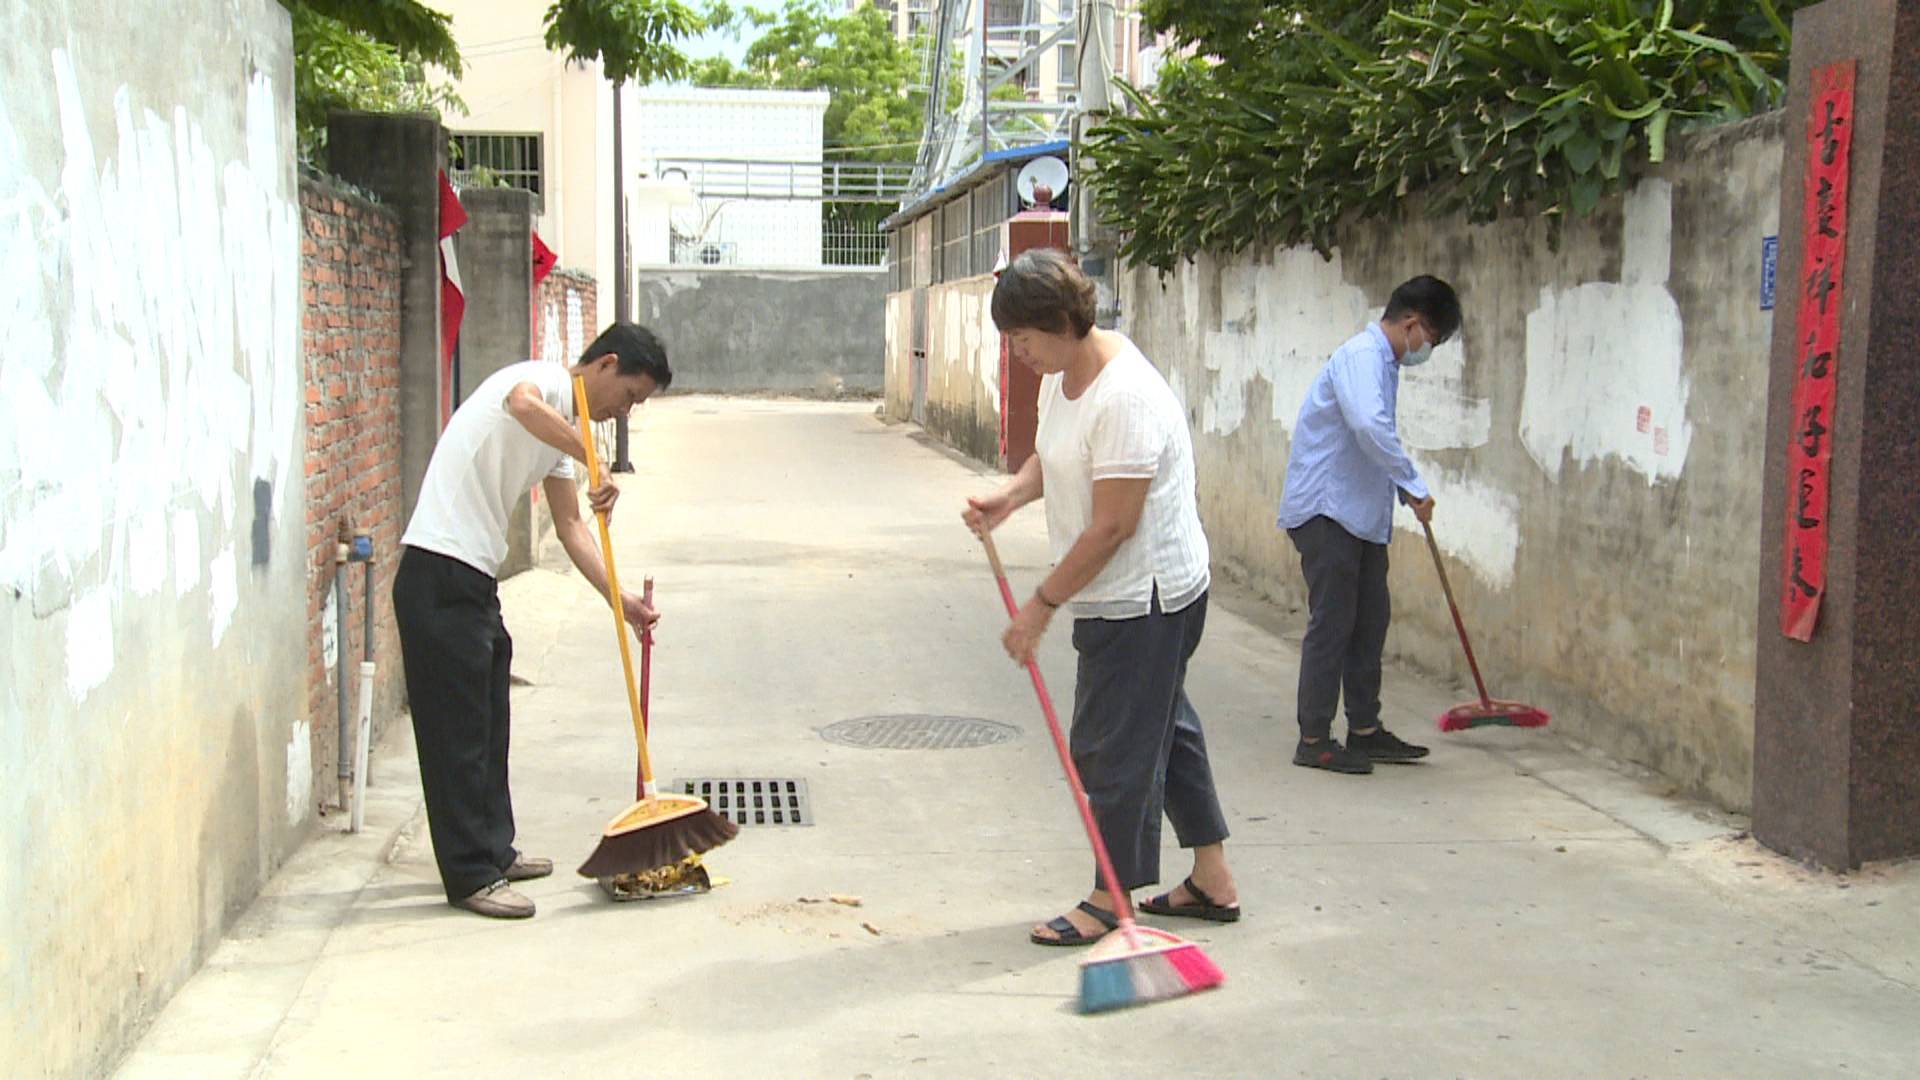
[1276,323,1429,545]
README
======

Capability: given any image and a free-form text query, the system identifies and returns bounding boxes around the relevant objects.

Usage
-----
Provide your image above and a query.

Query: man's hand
[588,481,620,521]
[1407,494,1437,524]
[621,591,659,635]
[964,490,1017,535]
[1001,598,1053,666]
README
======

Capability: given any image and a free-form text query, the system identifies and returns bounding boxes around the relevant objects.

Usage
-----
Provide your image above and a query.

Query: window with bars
[451,133,544,212]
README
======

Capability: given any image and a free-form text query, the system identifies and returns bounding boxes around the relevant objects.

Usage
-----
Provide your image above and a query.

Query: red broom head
[1437,700,1550,732]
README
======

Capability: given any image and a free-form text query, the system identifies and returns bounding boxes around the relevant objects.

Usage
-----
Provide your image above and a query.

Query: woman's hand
[1002,597,1053,666]
[964,489,1017,535]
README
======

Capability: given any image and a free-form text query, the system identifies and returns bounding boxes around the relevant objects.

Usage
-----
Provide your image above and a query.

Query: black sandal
[1029,900,1120,947]
[1140,876,1241,923]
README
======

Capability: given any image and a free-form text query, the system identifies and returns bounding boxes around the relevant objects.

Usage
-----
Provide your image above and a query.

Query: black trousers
[1287,515,1391,742]
[1069,590,1230,893]
[392,546,520,901]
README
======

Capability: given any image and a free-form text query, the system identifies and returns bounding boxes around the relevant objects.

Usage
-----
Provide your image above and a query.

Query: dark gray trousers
[1069,590,1230,893]
[392,546,520,901]
[1287,516,1391,741]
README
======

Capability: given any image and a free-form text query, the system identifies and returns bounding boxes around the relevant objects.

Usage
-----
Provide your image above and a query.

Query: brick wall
[534,267,599,365]
[301,177,406,813]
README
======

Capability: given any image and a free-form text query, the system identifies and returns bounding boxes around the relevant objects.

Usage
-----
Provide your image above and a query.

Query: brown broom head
[1437,699,1550,732]
[577,794,739,879]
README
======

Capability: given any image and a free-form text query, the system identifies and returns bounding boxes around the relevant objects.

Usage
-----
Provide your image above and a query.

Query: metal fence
[825,220,889,267]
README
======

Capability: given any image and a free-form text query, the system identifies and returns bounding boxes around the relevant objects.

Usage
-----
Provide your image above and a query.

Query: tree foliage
[286,0,465,163]
[541,0,705,86]
[1089,0,1808,273]
[692,0,924,163]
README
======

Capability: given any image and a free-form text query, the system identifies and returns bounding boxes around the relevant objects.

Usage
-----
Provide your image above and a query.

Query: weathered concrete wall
[300,178,407,813]
[922,274,1004,464]
[883,290,913,421]
[633,267,886,394]
[0,3,308,1075]
[881,276,1003,462]
[1117,113,1785,811]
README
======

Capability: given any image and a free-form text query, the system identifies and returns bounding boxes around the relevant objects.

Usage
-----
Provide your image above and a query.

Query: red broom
[1420,520,1550,732]
[977,529,1223,1014]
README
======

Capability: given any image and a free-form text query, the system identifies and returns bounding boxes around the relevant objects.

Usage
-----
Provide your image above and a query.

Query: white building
[629,87,831,269]
[429,0,620,325]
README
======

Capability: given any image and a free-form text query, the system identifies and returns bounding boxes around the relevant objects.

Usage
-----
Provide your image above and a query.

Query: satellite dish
[1016,155,1071,207]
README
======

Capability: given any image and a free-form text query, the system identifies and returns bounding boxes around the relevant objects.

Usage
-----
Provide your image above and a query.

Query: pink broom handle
[636,576,653,799]
[978,529,1141,937]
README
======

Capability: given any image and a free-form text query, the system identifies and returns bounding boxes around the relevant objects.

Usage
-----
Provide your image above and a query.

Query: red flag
[438,171,469,427]
[531,230,558,288]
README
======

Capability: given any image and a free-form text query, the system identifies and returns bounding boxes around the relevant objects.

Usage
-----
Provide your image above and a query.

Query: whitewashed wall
[1119,113,1786,811]
[0,2,307,1074]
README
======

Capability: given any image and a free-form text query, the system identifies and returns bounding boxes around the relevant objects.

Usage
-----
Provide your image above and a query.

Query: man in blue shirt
[1276,276,1462,774]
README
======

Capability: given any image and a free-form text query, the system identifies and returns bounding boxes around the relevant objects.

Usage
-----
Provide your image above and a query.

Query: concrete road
[117,398,1919,1079]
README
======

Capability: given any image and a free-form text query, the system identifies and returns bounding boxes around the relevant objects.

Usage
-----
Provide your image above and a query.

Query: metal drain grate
[819,714,1019,750]
[676,778,812,826]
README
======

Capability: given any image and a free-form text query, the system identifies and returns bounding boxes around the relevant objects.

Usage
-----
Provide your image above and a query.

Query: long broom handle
[1420,519,1493,709]
[573,376,656,794]
[638,575,653,800]
[978,530,1141,938]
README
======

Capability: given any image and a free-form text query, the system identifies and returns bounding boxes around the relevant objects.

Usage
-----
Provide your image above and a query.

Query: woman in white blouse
[964,250,1241,946]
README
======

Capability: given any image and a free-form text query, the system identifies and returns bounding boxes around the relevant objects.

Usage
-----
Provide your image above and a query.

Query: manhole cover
[820,715,1019,750]
[676,778,812,826]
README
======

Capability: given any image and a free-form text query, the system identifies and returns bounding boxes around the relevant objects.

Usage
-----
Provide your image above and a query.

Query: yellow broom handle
[572,376,655,791]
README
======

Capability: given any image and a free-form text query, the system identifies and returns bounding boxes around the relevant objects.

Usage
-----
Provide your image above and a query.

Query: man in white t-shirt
[393,322,668,919]
[965,250,1241,947]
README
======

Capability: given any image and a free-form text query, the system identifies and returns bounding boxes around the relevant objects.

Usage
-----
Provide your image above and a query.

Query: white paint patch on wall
[172,509,201,595]
[977,286,1001,408]
[286,718,311,825]
[1195,248,1372,437]
[208,546,237,647]
[64,588,115,700]
[320,586,338,681]
[1396,452,1522,589]
[1,50,300,700]
[1400,338,1492,451]
[1520,180,1692,484]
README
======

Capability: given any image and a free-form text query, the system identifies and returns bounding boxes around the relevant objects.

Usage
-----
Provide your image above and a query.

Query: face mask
[1401,340,1434,368]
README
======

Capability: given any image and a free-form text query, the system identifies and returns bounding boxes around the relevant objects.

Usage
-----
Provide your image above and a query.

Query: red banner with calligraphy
[1781,61,1856,641]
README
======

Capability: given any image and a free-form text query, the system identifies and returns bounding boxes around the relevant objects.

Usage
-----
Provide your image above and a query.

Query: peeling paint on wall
[0,49,299,701]
[1521,180,1692,484]
[1401,339,1491,451]
[1396,454,1521,589]
[286,718,311,825]
[1197,249,1372,438]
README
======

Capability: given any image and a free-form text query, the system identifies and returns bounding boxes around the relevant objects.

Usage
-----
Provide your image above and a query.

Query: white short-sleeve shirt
[402,360,577,577]
[1034,337,1211,619]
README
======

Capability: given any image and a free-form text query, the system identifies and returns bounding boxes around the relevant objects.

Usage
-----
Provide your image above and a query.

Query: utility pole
[611,83,635,473]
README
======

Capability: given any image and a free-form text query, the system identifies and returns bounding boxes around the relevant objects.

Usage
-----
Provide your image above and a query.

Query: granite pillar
[1752,0,1920,869]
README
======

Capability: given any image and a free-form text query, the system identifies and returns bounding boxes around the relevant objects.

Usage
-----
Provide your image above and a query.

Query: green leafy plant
[1087,0,1805,274]
[286,0,466,163]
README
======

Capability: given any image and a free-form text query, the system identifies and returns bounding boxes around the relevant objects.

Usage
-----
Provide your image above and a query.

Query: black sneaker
[1349,727,1430,763]
[1293,739,1374,774]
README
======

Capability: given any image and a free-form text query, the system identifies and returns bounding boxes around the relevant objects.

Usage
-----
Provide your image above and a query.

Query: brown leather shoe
[504,855,553,882]
[454,879,534,919]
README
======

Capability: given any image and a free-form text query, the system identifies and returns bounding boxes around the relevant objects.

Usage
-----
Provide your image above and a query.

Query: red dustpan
[1419,520,1550,732]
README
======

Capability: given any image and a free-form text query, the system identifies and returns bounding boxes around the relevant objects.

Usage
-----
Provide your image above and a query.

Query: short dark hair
[581,321,672,389]
[1384,276,1463,344]
[991,249,1095,338]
